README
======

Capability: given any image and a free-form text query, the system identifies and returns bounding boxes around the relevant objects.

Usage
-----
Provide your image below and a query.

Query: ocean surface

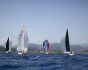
[0,52,88,70]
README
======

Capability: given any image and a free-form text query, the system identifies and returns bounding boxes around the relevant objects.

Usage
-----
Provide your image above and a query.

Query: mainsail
[61,29,70,52]
[9,41,12,51]
[5,37,9,51]
[65,29,70,52]
[17,27,29,52]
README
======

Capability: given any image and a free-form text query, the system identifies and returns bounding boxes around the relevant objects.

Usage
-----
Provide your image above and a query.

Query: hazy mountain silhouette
[0,43,88,53]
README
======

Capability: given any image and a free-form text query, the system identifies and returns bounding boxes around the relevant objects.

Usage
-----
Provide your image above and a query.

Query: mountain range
[0,43,88,53]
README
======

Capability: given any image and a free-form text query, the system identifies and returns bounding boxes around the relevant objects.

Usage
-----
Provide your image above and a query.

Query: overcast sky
[0,0,88,45]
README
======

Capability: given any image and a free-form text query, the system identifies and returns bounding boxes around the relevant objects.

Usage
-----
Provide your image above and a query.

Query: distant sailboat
[61,29,74,55]
[5,37,9,53]
[43,40,49,54]
[17,27,29,55]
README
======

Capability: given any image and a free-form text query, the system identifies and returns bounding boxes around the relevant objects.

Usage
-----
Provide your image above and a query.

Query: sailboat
[61,29,74,55]
[5,37,9,53]
[43,40,49,54]
[17,27,29,55]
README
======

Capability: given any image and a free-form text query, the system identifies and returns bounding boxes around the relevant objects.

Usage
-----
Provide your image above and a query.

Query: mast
[65,29,70,52]
[5,37,9,51]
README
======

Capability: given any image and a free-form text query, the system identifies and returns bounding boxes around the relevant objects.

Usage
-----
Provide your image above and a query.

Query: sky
[0,0,88,46]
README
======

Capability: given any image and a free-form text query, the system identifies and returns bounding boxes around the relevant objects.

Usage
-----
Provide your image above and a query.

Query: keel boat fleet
[3,27,75,56]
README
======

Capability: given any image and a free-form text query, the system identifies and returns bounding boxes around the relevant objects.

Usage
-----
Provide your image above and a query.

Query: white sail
[60,32,66,53]
[9,41,12,51]
[17,27,29,53]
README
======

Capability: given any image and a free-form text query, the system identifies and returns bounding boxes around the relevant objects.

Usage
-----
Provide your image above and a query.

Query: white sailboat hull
[45,52,48,54]
[69,53,74,56]
[5,51,9,53]
[18,52,22,55]
[64,51,74,56]
[18,51,27,55]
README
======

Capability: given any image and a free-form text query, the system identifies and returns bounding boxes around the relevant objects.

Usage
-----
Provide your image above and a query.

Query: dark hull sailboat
[5,37,9,53]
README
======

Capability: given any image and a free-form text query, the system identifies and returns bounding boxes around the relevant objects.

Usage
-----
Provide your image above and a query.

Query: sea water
[0,52,88,70]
